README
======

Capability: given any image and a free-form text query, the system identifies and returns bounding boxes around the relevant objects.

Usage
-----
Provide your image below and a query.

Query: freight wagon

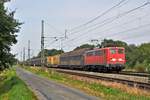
[47,55,60,67]
[59,48,91,69]
[30,58,47,66]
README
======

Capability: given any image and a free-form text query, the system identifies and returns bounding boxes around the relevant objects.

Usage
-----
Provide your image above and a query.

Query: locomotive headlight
[118,58,123,61]
[111,58,116,61]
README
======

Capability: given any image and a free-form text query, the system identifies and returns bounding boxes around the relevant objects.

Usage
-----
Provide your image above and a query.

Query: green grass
[23,66,150,100]
[0,68,37,100]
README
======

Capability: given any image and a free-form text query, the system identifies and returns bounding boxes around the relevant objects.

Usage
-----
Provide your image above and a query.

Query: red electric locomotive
[84,47,125,72]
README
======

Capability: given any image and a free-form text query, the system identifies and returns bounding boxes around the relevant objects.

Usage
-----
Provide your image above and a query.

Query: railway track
[50,67,150,77]
[51,68,150,91]
[119,71,150,77]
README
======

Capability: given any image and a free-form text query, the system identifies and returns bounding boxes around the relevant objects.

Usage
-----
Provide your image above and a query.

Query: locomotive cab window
[110,48,116,54]
[87,52,94,56]
[118,49,124,54]
[95,50,101,56]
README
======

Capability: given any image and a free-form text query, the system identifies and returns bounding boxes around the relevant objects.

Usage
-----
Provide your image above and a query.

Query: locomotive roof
[85,47,125,52]
[61,48,91,57]
[60,47,124,57]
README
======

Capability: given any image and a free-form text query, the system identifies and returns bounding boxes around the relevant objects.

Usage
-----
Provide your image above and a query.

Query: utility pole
[28,40,31,64]
[60,38,63,51]
[41,20,45,67]
[23,47,25,65]
[20,51,22,62]
[91,39,99,48]
[60,29,67,51]
[65,29,67,39]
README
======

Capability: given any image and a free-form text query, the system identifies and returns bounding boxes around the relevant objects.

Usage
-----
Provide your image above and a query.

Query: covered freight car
[30,58,41,66]
[30,57,47,66]
[47,55,60,67]
[59,48,91,69]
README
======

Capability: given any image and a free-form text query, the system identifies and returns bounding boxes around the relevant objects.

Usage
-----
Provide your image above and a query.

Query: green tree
[148,64,150,73]
[100,39,128,47]
[0,1,21,70]
[138,43,150,63]
[74,44,95,50]
[37,49,64,57]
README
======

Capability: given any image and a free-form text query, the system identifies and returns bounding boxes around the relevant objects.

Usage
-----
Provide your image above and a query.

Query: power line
[96,23,150,41]
[121,31,150,41]
[64,22,150,50]
[64,1,150,46]
[44,30,67,50]
[106,23,150,38]
[45,40,58,48]
[44,1,150,51]
[71,1,150,36]
[45,22,63,35]
[69,0,127,32]
[69,1,130,34]
[91,13,150,36]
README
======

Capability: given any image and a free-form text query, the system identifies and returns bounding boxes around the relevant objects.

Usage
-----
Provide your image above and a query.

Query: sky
[5,0,150,60]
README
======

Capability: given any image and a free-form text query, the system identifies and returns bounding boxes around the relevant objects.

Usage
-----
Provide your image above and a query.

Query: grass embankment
[0,68,37,100]
[23,66,150,100]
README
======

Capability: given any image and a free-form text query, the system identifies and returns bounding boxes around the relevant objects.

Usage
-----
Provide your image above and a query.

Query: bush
[147,64,150,73]
[134,61,146,72]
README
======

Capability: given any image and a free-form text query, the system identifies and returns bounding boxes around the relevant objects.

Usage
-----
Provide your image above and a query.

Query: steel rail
[119,71,150,77]
[54,69,150,91]
[49,67,149,77]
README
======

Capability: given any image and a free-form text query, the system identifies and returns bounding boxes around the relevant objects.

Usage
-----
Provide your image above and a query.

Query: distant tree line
[0,0,21,71]
[37,49,64,58]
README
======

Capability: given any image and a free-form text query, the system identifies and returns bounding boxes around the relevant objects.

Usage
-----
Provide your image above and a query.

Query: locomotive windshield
[110,48,116,54]
[118,49,124,54]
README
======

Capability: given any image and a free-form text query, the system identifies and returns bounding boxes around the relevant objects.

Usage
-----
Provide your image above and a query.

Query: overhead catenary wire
[120,31,150,41]
[63,22,150,50]
[47,1,150,51]
[48,0,128,50]
[68,0,130,35]
[45,40,58,48]
[72,1,150,36]
[92,13,150,35]
[98,23,150,39]
[45,22,63,35]
[64,1,150,47]
[69,0,127,32]
[43,21,67,50]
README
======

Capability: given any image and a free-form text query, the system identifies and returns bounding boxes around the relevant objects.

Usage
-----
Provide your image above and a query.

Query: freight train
[29,47,126,72]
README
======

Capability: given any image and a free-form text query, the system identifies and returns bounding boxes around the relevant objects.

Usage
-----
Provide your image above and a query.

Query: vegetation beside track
[22,66,150,100]
[0,68,37,100]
